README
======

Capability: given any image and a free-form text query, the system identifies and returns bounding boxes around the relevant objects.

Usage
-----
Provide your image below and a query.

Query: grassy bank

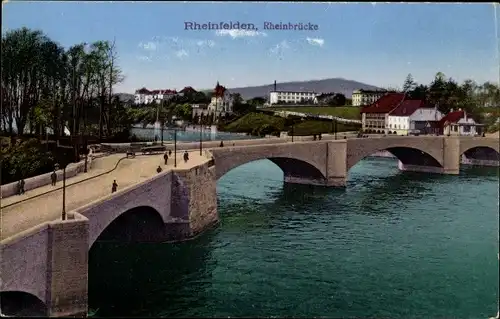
[221,112,361,137]
[289,120,361,136]
[268,106,361,120]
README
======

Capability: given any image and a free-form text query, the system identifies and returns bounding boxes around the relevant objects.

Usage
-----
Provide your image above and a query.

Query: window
[463,125,470,132]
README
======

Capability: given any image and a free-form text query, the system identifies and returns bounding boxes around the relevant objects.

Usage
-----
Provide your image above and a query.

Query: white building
[207,82,234,113]
[269,91,318,105]
[387,100,443,135]
[134,88,177,105]
[352,89,388,106]
[440,109,482,136]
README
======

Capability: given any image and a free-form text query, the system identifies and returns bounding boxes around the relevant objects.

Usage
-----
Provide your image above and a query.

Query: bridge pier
[46,213,89,317]
[168,162,219,241]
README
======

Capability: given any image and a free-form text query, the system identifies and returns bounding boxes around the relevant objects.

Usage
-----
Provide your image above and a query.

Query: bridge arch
[210,146,328,185]
[459,138,500,156]
[90,206,167,249]
[0,291,47,316]
[347,145,444,173]
[461,146,500,165]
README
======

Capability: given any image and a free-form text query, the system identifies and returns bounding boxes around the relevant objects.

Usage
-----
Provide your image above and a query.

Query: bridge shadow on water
[0,291,47,317]
[88,230,218,317]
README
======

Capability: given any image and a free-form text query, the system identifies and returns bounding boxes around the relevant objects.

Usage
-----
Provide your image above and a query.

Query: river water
[88,152,499,318]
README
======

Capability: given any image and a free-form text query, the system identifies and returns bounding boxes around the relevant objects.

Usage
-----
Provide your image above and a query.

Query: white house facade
[441,110,481,137]
[352,89,388,106]
[387,100,443,135]
[208,91,234,113]
[134,88,178,105]
[269,91,318,105]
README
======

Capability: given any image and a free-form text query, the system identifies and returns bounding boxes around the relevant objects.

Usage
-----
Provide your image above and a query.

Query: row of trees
[400,72,499,119]
[1,27,126,141]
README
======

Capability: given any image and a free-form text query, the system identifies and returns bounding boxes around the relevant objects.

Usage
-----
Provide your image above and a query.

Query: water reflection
[88,232,218,317]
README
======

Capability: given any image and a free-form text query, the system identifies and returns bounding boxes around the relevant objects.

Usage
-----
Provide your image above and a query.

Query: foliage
[402,72,500,118]
[223,113,285,136]
[269,106,361,120]
[0,139,56,184]
[1,27,125,140]
[288,121,361,136]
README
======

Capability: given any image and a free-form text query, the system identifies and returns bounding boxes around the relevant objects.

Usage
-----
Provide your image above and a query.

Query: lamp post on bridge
[291,124,294,142]
[173,128,178,168]
[55,163,67,221]
[331,118,338,140]
[199,121,203,156]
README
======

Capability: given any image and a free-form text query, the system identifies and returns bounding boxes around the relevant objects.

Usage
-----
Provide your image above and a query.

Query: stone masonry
[1,136,499,317]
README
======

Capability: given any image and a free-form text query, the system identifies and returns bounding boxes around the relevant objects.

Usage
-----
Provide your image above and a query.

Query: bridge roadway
[0,151,207,241]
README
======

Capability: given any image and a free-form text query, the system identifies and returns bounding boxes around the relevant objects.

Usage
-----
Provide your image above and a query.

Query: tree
[407,84,428,100]
[403,73,416,92]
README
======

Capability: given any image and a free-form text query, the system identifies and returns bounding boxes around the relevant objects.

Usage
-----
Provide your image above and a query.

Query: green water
[89,158,499,318]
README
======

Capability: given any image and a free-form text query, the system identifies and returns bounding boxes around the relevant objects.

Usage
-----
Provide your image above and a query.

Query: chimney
[464,110,467,121]
[274,80,277,92]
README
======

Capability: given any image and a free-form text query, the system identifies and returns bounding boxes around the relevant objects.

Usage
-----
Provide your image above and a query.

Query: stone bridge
[0,136,498,317]
[210,136,499,186]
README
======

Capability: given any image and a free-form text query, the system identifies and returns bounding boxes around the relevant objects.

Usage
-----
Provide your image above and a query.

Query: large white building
[134,88,178,105]
[387,100,443,135]
[352,89,389,106]
[269,91,318,105]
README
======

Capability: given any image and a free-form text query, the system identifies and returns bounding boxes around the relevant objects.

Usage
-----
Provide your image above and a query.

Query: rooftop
[388,99,434,117]
[360,93,406,113]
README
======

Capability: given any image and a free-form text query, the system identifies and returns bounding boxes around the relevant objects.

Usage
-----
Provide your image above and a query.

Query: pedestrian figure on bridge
[157,165,162,173]
[183,151,189,163]
[318,134,322,140]
[220,140,224,147]
[313,134,317,140]
[168,149,172,156]
[18,179,25,195]
[111,180,118,193]
[164,152,169,165]
[51,170,57,186]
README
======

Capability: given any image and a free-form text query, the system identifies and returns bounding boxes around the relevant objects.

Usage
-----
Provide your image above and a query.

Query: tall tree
[403,73,416,92]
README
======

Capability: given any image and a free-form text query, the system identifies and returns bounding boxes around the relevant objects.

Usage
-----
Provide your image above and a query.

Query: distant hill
[227,78,382,100]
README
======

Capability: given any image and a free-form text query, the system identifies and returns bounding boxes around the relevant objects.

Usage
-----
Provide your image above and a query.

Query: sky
[2,2,500,93]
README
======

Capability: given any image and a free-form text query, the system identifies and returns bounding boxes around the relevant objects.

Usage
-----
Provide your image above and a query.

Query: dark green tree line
[1,27,125,141]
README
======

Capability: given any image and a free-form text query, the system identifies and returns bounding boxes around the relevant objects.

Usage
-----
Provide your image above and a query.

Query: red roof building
[214,81,227,98]
[179,86,198,95]
[360,93,406,114]
[438,109,482,136]
[438,110,465,127]
[135,87,151,95]
[388,100,426,117]
[361,93,405,133]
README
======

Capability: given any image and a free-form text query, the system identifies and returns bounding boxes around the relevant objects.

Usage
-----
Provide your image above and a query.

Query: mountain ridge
[227,78,382,100]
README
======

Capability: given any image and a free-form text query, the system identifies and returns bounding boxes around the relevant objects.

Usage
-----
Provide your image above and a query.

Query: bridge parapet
[1,212,89,317]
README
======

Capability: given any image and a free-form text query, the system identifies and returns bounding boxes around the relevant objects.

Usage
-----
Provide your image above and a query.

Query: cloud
[306,37,325,47]
[137,56,151,62]
[175,49,189,59]
[269,40,290,54]
[138,41,158,51]
[215,29,267,39]
[196,40,215,48]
